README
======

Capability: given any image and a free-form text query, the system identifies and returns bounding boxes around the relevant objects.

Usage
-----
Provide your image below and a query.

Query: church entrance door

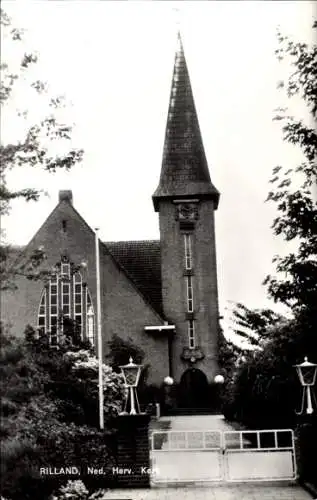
[179,368,209,409]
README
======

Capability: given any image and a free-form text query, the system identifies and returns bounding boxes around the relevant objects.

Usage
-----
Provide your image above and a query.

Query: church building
[2,34,222,406]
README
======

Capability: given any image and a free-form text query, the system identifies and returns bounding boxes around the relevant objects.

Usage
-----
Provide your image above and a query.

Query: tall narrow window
[38,290,46,336]
[186,275,194,312]
[188,320,195,349]
[61,282,70,317]
[49,274,58,345]
[37,258,94,346]
[73,271,82,335]
[184,234,192,270]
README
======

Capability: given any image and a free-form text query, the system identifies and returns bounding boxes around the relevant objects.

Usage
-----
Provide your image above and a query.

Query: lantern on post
[294,357,317,415]
[120,357,143,415]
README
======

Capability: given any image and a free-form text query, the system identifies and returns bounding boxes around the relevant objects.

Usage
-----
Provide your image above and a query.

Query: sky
[1,0,316,336]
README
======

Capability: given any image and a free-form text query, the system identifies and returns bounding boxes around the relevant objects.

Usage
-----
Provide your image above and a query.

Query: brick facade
[2,33,222,404]
[1,196,169,386]
[156,199,219,384]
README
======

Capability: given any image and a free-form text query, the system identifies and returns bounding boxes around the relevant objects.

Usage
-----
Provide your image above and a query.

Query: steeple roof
[153,33,219,212]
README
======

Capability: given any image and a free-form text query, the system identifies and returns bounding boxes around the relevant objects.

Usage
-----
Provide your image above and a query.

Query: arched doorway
[179,368,209,409]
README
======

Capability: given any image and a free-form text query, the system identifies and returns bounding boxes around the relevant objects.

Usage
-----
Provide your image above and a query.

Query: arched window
[37,289,47,335]
[37,257,95,346]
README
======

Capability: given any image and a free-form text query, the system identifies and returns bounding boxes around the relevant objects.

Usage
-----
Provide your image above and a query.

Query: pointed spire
[153,32,219,212]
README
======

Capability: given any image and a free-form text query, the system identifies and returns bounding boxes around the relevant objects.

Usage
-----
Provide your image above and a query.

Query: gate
[151,430,223,483]
[223,429,296,482]
[150,428,296,484]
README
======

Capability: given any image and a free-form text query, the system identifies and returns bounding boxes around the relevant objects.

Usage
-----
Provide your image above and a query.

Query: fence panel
[150,428,297,484]
[223,429,297,482]
[150,430,223,483]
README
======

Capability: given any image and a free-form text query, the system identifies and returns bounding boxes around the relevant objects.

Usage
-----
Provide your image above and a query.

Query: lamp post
[95,228,104,430]
[163,376,174,412]
[120,357,143,415]
[294,357,317,415]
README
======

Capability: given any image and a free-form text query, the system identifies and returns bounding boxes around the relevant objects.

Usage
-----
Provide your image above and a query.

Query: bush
[49,480,108,500]
[0,334,123,499]
[1,413,117,499]
[222,320,314,429]
[106,334,145,372]
[50,480,89,500]
[65,349,125,425]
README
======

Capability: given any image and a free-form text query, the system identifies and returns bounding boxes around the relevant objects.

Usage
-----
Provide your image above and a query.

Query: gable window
[37,257,94,346]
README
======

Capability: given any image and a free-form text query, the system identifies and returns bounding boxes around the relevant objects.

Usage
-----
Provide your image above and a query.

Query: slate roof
[153,33,219,211]
[104,240,163,318]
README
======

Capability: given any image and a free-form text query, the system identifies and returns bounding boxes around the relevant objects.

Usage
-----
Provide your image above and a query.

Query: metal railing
[223,428,295,451]
[151,429,222,451]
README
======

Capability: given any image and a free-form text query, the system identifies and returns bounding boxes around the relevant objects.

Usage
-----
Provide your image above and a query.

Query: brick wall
[100,248,170,385]
[158,198,220,383]
[1,198,169,386]
[114,414,151,488]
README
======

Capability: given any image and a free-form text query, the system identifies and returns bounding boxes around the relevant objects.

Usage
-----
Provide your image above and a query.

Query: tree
[0,8,83,289]
[264,21,317,320]
[223,21,317,433]
[225,301,286,349]
[106,334,146,372]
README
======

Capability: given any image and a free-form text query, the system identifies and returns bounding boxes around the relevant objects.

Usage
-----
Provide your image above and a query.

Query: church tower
[153,34,220,404]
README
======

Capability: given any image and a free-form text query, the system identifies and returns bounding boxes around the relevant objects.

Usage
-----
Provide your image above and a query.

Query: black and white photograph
[1,1,316,499]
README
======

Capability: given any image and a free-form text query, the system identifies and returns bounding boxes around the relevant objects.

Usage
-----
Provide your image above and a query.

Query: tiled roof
[104,240,163,318]
[153,33,219,211]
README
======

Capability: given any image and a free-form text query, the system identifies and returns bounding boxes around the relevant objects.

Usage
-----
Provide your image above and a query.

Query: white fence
[150,428,296,484]
[223,429,296,482]
[151,430,223,483]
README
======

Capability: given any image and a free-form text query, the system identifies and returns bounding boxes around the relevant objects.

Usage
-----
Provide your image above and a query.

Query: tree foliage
[264,22,317,316]
[0,329,124,499]
[226,301,286,348]
[106,334,146,372]
[0,8,83,289]
[223,22,317,440]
